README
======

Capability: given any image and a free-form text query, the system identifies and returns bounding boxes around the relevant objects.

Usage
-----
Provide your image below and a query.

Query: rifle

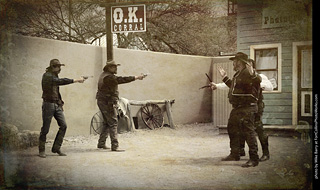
[199,73,212,90]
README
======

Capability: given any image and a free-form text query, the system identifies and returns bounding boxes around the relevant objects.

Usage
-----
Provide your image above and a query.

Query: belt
[97,99,118,105]
[43,99,63,106]
[232,103,257,108]
[43,99,58,103]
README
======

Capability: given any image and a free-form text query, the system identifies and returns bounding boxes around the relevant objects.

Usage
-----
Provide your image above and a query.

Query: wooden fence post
[165,100,175,129]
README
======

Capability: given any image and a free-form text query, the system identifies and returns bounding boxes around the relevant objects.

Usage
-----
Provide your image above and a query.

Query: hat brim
[52,64,65,66]
[103,63,121,71]
[239,58,250,65]
[106,60,121,67]
[229,57,249,64]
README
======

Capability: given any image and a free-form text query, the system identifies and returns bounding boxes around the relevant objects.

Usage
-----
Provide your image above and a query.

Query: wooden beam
[99,1,169,7]
[105,1,114,61]
[129,99,174,106]
[165,100,175,129]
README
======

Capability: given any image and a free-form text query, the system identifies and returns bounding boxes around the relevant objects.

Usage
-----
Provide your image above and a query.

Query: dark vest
[96,71,135,102]
[41,71,73,105]
[96,71,118,102]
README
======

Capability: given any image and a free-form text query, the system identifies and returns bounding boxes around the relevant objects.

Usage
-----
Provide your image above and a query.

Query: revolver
[81,75,93,80]
[199,73,213,90]
[141,73,150,78]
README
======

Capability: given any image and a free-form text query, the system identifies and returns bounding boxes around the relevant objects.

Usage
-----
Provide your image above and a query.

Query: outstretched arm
[74,77,85,83]
[51,75,84,85]
[135,74,146,80]
[117,74,146,84]
[209,82,229,90]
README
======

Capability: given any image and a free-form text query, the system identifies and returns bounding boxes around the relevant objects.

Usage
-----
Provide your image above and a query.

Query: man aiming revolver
[96,60,146,151]
[39,59,85,158]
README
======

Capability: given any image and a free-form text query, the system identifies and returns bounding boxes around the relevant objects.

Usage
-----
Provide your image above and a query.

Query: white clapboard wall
[211,57,234,127]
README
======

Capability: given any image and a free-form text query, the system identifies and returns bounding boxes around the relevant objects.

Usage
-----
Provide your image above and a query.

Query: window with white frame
[250,43,282,92]
[228,0,237,16]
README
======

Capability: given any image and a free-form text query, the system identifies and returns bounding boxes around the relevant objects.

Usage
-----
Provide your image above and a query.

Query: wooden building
[234,0,312,127]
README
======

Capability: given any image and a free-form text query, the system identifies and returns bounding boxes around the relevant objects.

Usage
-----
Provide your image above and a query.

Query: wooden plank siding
[237,0,299,125]
[212,58,234,127]
[212,1,311,126]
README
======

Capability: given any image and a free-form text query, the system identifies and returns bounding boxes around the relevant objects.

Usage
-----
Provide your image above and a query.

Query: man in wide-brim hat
[96,60,146,151]
[209,52,262,167]
[229,52,250,71]
[103,60,121,72]
[39,59,85,158]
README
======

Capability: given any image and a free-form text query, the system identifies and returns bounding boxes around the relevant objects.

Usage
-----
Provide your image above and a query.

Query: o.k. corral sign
[111,4,146,33]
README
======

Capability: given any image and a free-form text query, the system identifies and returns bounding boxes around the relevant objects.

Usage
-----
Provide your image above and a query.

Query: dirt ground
[1,123,313,190]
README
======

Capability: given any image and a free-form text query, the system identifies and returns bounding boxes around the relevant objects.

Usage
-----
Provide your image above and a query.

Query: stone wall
[0,122,39,150]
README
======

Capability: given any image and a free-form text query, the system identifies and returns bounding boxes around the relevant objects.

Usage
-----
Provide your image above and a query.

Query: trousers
[240,114,269,155]
[227,105,259,161]
[97,100,119,150]
[39,102,67,152]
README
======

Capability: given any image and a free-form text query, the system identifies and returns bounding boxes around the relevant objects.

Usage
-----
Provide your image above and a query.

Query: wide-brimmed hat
[50,59,65,67]
[229,52,249,64]
[103,60,121,71]
[105,60,121,67]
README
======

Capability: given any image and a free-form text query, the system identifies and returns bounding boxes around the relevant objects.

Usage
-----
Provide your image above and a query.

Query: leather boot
[52,149,67,156]
[259,154,270,161]
[97,144,110,149]
[39,151,46,158]
[38,140,46,158]
[221,154,240,161]
[111,147,125,152]
[241,160,259,167]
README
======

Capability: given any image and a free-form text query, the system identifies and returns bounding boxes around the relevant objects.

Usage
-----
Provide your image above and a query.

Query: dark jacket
[257,87,264,116]
[96,71,135,102]
[41,70,74,105]
[223,68,261,106]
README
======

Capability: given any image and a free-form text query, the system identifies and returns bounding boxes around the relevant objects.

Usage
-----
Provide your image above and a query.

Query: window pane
[301,49,312,88]
[258,70,278,90]
[301,91,312,116]
[304,94,311,114]
[255,48,278,70]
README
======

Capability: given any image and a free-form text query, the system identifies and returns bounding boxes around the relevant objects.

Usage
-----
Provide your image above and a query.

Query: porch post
[105,1,115,61]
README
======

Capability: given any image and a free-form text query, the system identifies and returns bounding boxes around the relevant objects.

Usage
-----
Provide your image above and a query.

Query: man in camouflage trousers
[96,60,146,151]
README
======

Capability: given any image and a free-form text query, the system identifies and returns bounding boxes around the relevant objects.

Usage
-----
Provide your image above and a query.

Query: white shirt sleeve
[216,83,229,90]
[214,74,274,91]
[259,74,274,91]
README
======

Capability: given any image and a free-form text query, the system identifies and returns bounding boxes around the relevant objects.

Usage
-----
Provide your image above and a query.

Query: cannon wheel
[140,103,164,130]
[90,111,104,135]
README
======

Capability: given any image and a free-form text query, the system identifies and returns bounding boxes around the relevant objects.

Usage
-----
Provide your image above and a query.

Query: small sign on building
[261,0,308,29]
[111,4,146,33]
